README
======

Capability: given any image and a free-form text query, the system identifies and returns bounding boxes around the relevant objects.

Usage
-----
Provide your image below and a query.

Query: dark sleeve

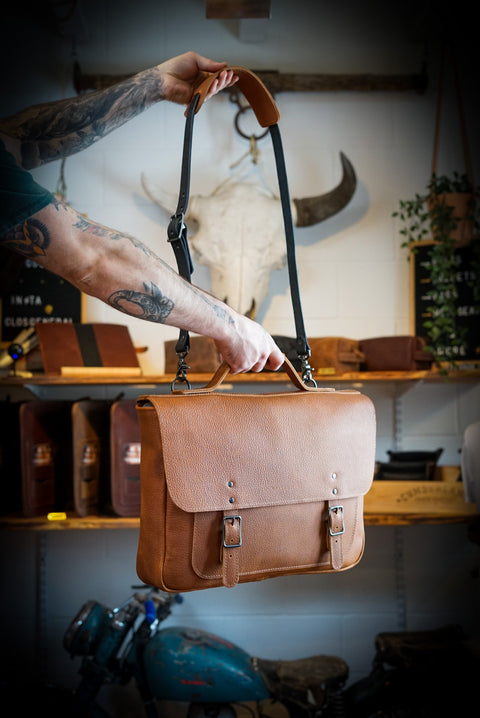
[0,138,54,235]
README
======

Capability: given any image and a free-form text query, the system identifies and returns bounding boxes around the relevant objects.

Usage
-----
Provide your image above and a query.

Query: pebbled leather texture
[135,361,376,592]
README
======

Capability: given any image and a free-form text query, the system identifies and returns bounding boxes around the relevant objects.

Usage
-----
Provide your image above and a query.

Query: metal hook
[234,106,269,141]
[171,353,191,391]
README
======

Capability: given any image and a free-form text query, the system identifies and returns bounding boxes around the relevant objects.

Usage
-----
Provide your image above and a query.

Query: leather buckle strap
[327,503,344,570]
[222,514,242,588]
[222,515,242,548]
[328,505,345,536]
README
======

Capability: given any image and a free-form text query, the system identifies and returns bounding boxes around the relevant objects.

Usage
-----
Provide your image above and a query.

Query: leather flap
[138,390,376,513]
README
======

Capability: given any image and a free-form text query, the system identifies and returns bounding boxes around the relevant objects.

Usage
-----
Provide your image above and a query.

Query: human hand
[213,313,284,375]
[158,51,238,105]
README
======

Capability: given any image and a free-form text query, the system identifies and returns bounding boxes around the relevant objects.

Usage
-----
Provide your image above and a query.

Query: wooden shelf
[2,478,476,530]
[1,368,479,387]
[0,514,474,530]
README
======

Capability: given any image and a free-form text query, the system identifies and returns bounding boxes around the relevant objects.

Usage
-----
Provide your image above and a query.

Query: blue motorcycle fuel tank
[143,626,270,702]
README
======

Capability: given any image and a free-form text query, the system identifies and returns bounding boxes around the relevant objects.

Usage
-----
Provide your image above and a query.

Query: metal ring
[234,106,269,141]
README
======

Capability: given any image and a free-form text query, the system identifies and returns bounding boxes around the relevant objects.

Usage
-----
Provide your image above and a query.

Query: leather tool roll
[72,400,111,517]
[20,400,73,517]
[359,336,433,371]
[136,67,376,591]
[110,399,141,517]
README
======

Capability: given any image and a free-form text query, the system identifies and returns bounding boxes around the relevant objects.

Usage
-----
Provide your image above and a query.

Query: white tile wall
[2,1,479,714]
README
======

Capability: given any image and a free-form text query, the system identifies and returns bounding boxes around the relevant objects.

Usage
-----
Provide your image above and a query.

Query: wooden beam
[206,0,271,19]
[73,63,428,95]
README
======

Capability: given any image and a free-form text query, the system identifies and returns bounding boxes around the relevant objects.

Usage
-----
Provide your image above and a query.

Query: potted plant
[393,172,480,368]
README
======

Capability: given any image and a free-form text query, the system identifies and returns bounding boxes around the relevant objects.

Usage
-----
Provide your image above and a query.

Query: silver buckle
[328,505,345,536]
[222,515,242,548]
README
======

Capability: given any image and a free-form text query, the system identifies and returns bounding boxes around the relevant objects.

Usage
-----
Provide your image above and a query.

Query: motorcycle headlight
[64,600,111,657]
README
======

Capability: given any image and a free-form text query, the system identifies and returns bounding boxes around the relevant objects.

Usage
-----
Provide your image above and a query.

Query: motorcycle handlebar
[129,586,183,617]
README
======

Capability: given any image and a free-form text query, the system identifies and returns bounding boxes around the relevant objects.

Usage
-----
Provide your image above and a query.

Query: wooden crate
[365,466,476,517]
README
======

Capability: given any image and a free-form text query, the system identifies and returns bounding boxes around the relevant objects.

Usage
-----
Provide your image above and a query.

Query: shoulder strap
[167,66,313,386]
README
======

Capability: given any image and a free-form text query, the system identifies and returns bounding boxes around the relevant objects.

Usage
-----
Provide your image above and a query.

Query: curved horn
[292,152,357,227]
[140,173,177,215]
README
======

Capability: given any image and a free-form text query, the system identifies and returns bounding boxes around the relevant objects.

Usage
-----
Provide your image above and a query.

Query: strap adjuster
[167,212,185,242]
[222,515,242,548]
[328,505,345,536]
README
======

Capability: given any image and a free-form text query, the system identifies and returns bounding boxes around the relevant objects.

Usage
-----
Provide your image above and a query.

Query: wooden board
[60,367,142,377]
[365,480,476,516]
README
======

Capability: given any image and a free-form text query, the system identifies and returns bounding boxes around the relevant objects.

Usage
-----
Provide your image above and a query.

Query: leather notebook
[35,323,140,374]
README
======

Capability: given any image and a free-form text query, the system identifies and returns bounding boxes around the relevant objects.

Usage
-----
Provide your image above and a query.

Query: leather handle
[173,355,323,395]
[185,66,280,127]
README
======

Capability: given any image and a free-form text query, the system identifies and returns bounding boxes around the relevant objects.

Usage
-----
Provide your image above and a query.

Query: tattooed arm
[0,52,237,169]
[0,199,283,374]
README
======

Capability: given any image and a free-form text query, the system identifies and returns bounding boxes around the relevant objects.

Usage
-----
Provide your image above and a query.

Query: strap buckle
[222,515,242,548]
[328,505,345,536]
[167,212,185,242]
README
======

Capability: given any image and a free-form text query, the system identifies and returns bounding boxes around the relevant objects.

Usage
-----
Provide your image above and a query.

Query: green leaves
[392,172,480,369]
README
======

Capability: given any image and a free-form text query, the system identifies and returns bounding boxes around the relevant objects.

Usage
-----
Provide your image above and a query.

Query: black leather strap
[167,93,200,357]
[168,79,313,384]
[269,123,309,359]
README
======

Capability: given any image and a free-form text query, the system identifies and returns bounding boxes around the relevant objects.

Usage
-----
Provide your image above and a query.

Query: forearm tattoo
[73,214,155,257]
[0,68,161,169]
[189,283,235,326]
[1,217,50,257]
[108,281,174,323]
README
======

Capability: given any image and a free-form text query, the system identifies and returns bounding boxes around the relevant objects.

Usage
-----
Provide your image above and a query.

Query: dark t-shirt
[0,138,54,234]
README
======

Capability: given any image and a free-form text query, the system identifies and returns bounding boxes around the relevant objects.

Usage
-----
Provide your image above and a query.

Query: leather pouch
[136,357,376,592]
[376,448,444,481]
[165,336,219,374]
[271,337,364,376]
[110,399,141,517]
[19,400,72,517]
[359,336,433,371]
[309,337,365,375]
[375,461,436,481]
[72,400,111,516]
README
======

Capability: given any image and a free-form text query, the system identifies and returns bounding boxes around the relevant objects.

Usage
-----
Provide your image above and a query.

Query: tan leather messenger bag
[135,67,376,592]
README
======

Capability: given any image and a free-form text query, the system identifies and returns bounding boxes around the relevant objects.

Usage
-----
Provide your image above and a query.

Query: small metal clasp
[171,352,191,391]
[222,515,242,548]
[299,353,317,388]
[328,505,345,536]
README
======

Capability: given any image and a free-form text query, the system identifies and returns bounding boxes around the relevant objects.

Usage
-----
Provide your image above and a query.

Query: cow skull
[141,152,356,316]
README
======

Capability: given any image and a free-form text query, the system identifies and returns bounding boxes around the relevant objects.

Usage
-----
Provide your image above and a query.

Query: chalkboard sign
[410,241,480,362]
[0,259,84,344]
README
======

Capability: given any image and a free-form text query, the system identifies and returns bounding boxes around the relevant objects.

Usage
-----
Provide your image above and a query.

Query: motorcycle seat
[257,654,348,706]
[374,624,467,670]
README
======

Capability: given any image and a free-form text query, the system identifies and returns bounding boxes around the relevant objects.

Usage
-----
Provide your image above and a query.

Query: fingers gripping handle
[186,66,280,127]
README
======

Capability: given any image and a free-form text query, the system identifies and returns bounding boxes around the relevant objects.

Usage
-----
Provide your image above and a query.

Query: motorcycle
[63,585,349,718]
[62,585,479,718]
